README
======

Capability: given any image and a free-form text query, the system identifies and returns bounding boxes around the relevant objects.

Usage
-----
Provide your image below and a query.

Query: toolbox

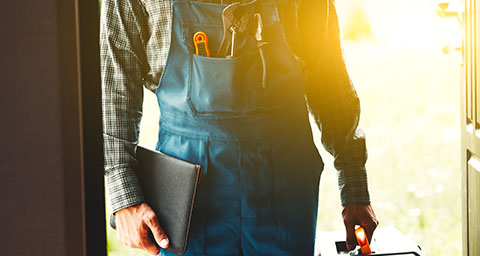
[315,226,423,255]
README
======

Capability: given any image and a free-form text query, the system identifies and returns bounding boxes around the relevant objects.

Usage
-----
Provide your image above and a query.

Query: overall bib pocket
[181,14,263,116]
[188,51,262,116]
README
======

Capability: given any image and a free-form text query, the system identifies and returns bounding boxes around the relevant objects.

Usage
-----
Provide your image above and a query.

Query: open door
[462,0,480,255]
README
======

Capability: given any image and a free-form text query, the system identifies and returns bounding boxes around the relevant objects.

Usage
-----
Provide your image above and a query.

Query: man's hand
[115,203,169,255]
[342,204,379,251]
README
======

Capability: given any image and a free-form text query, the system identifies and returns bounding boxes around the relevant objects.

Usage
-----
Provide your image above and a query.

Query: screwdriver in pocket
[255,13,268,88]
[228,25,238,58]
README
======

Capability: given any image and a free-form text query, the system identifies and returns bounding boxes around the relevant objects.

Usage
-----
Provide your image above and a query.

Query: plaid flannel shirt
[101,0,370,213]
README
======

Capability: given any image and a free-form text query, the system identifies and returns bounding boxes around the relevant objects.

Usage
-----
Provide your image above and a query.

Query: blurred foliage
[314,42,462,255]
[317,1,462,255]
[342,3,373,41]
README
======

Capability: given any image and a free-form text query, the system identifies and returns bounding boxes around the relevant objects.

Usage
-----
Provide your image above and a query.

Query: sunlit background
[315,0,462,255]
[106,0,464,255]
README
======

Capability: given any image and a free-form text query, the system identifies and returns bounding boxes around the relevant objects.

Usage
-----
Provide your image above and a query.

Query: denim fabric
[156,0,323,254]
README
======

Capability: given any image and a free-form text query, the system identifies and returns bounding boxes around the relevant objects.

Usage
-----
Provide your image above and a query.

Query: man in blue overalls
[101,0,379,255]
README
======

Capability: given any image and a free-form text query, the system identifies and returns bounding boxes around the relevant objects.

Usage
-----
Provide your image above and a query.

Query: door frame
[462,0,479,255]
[60,0,106,254]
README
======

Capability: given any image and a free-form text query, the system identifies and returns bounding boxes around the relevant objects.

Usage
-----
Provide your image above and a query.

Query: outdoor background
[106,0,463,255]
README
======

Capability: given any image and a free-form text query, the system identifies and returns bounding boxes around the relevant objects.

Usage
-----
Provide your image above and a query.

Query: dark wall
[0,1,67,255]
[0,0,103,255]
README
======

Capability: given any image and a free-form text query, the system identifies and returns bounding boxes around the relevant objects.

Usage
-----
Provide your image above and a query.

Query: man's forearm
[298,0,371,205]
[101,0,149,213]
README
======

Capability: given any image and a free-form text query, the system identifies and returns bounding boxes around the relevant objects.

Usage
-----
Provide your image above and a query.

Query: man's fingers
[145,213,169,249]
[362,219,378,244]
[344,222,357,250]
[139,227,161,255]
[114,203,168,255]
[361,205,379,243]
[342,204,380,251]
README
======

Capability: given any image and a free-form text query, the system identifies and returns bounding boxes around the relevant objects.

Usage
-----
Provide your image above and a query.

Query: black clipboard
[110,146,203,255]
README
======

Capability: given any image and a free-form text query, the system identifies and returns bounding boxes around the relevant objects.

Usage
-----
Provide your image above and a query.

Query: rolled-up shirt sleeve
[100,0,149,213]
[297,0,370,206]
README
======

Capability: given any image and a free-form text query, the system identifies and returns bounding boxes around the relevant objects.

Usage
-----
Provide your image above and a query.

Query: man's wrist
[337,166,371,206]
[105,167,146,213]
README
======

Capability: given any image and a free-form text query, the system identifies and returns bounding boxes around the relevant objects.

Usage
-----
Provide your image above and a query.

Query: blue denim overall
[156,0,324,255]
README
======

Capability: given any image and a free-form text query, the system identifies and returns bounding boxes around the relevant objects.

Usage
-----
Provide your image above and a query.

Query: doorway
[102,1,465,255]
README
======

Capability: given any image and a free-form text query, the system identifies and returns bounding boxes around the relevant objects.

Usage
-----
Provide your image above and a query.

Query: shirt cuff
[337,166,371,206]
[105,167,146,213]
